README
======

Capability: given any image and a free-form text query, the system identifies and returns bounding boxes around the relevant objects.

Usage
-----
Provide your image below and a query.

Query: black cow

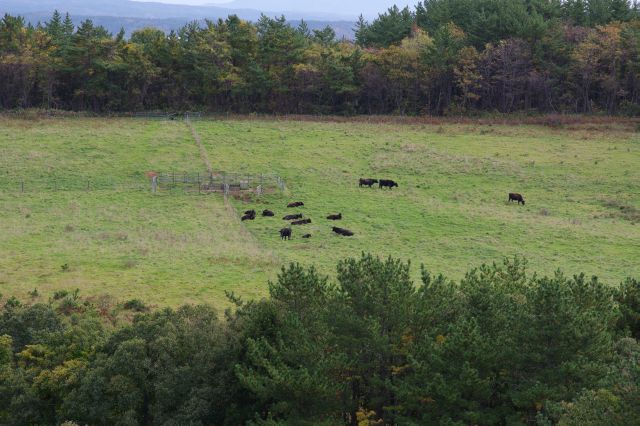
[292,218,311,225]
[302,234,312,239]
[327,213,342,220]
[332,226,354,237]
[379,179,398,189]
[287,201,304,208]
[262,209,275,217]
[359,178,378,188]
[241,210,256,221]
[280,228,292,240]
[508,193,525,205]
[283,213,303,221]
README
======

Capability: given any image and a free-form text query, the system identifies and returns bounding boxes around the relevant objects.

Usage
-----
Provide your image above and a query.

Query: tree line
[1,255,639,425]
[3,0,640,115]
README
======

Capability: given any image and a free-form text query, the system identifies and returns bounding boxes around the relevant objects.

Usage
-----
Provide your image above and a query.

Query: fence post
[87,180,90,191]
[21,181,24,193]
[151,176,157,193]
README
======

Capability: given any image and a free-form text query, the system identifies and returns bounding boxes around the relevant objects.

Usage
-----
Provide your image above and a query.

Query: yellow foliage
[391,364,410,376]
[401,28,433,52]
[356,408,382,425]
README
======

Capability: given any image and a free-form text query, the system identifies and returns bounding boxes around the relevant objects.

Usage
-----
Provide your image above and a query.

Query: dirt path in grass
[186,118,213,175]
[185,119,270,255]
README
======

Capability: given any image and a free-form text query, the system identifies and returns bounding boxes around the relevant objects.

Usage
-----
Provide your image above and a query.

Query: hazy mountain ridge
[15,12,356,39]
[1,0,355,20]
[2,0,356,39]
[221,0,410,18]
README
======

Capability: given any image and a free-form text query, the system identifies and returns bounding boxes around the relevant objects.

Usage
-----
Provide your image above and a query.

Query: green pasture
[0,116,638,308]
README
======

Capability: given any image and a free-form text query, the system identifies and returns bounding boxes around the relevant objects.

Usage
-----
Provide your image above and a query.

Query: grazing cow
[302,234,312,239]
[327,213,342,220]
[262,209,275,217]
[292,218,311,225]
[283,213,303,221]
[280,228,292,240]
[287,201,304,208]
[332,226,354,237]
[244,209,256,216]
[508,193,525,205]
[359,178,378,188]
[379,179,399,189]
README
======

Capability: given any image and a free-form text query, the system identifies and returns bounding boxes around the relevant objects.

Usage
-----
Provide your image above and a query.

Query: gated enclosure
[151,172,285,196]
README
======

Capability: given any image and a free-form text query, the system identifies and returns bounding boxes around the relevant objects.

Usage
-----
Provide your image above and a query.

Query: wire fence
[131,111,203,121]
[0,172,285,195]
[0,176,149,193]
[152,172,285,196]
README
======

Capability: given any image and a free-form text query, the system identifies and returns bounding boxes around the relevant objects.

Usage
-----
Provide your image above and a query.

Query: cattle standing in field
[359,178,378,188]
[379,179,398,189]
[332,226,354,236]
[302,234,312,238]
[508,193,525,205]
[283,213,303,221]
[244,209,256,216]
[280,228,292,240]
[287,201,304,208]
[291,218,311,225]
[327,213,342,220]
[262,209,275,217]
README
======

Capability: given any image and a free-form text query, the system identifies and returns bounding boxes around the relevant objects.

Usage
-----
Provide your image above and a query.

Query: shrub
[123,299,147,312]
[53,290,69,300]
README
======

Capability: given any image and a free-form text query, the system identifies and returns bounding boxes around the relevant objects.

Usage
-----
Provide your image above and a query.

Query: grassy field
[1,115,639,308]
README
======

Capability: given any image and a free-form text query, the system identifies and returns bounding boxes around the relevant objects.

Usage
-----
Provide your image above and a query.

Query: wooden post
[87,180,90,191]
[21,181,24,193]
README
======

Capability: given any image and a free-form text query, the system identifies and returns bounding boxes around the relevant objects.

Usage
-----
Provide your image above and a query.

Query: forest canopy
[1,255,639,424]
[3,1,640,114]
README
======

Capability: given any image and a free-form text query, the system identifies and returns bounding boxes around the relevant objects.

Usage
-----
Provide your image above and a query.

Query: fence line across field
[152,172,285,194]
[0,172,285,195]
[0,177,149,193]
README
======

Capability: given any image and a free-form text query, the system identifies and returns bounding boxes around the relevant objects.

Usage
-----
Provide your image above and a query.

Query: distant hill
[223,0,409,19]
[16,13,356,39]
[2,0,357,38]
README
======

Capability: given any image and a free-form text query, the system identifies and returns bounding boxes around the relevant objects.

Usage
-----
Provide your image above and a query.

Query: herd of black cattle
[240,178,526,240]
[240,200,351,241]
